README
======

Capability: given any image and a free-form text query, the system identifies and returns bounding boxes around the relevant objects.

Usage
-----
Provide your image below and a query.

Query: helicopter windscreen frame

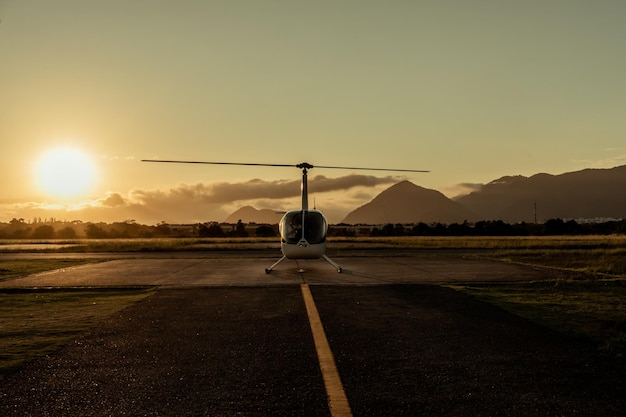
[280,210,327,245]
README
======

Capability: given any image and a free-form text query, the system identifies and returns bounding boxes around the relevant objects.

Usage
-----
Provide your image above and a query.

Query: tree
[411,222,432,236]
[447,221,472,236]
[544,218,565,235]
[232,220,249,237]
[474,220,514,236]
[199,223,225,237]
[57,226,77,239]
[381,224,396,236]
[155,222,171,236]
[255,225,277,237]
[31,225,55,239]
[85,224,109,238]
[327,226,355,237]
[432,223,448,235]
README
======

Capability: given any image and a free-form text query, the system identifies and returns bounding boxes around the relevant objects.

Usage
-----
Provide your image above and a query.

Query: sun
[35,147,97,199]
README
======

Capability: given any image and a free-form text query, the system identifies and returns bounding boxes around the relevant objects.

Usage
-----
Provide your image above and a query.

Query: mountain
[226,166,626,225]
[224,206,283,224]
[341,181,477,224]
[455,165,626,223]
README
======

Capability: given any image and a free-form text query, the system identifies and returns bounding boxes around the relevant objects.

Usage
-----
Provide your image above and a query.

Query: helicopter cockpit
[280,210,327,245]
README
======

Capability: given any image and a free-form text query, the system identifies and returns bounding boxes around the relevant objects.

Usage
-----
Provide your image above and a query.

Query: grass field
[0,258,103,282]
[450,280,626,354]
[0,287,154,380]
[0,237,279,253]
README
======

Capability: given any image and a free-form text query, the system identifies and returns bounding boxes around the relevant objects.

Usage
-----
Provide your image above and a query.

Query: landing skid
[264,255,343,274]
[322,255,343,273]
[265,256,286,274]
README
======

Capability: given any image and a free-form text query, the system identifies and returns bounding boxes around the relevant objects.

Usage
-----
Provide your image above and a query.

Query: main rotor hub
[296,162,314,171]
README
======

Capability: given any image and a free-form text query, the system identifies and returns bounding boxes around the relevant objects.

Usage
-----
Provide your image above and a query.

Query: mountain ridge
[224,165,626,224]
[456,165,626,223]
[224,206,283,224]
[341,181,477,224]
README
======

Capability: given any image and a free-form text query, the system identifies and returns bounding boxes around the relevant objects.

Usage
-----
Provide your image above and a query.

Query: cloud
[440,183,484,198]
[208,179,299,202]
[128,174,401,205]
[308,174,401,193]
[573,153,626,169]
[102,193,126,207]
[0,174,404,225]
[101,154,137,161]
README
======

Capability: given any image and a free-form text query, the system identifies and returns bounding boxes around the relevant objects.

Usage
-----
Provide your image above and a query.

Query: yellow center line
[300,283,353,417]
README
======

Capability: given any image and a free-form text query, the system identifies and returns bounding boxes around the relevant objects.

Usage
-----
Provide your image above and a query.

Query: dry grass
[0,238,279,253]
[333,235,626,251]
[0,259,103,282]
[488,247,626,276]
[4,235,626,255]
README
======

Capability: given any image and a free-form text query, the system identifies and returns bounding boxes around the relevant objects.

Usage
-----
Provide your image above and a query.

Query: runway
[1,253,624,416]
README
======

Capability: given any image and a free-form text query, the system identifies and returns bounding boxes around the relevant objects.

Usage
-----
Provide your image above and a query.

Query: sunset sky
[2,1,625,224]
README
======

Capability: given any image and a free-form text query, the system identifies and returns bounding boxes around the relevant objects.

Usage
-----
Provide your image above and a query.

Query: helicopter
[142,160,428,273]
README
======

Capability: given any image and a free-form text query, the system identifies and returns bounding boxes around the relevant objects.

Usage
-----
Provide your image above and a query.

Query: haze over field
[2,1,626,224]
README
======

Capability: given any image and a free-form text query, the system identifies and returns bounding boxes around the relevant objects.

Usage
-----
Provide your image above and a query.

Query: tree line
[2,217,626,239]
[0,218,278,239]
[332,218,626,237]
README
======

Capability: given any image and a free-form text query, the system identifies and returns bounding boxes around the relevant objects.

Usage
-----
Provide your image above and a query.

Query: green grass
[450,279,626,355]
[437,237,626,355]
[487,247,626,276]
[0,259,103,282]
[0,238,281,253]
[0,287,155,380]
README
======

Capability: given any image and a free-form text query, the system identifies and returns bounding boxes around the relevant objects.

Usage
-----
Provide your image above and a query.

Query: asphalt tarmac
[0,253,563,288]
[1,253,624,416]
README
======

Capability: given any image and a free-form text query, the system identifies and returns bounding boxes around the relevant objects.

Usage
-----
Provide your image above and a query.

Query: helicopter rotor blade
[141,159,297,168]
[313,164,429,173]
[142,159,429,173]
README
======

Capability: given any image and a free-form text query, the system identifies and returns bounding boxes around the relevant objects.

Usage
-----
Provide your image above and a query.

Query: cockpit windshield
[280,210,327,244]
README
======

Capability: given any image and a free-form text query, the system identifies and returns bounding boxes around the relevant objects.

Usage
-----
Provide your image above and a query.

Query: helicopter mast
[301,167,309,211]
[297,163,313,211]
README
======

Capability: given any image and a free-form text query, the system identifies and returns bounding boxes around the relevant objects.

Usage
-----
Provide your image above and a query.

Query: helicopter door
[280,210,327,245]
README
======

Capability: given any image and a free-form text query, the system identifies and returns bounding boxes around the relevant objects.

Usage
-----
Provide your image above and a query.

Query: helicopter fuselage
[279,209,327,259]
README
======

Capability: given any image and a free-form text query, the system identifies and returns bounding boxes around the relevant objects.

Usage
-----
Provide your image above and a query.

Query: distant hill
[341,181,477,224]
[455,165,626,223]
[226,166,626,226]
[224,206,283,224]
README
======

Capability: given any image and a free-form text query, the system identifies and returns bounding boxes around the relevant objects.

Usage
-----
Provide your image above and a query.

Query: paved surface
[1,254,562,287]
[1,253,624,416]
